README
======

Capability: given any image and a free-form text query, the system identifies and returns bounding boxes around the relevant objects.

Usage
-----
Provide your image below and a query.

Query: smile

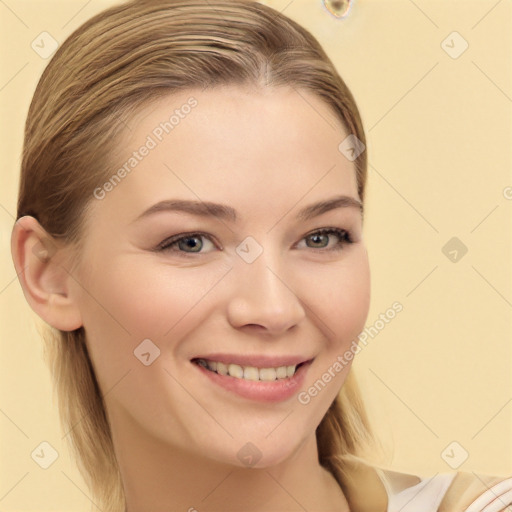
[191,356,314,402]
[192,358,306,381]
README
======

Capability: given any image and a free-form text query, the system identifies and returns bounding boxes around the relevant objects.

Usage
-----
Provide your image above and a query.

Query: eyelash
[156,228,354,257]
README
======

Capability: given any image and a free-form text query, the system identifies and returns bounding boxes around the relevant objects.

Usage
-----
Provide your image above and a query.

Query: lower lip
[193,360,313,403]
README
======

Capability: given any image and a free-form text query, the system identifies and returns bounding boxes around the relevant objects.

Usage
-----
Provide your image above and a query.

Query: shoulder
[341,456,512,512]
[377,467,456,511]
[438,470,512,511]
[378,466,512,512]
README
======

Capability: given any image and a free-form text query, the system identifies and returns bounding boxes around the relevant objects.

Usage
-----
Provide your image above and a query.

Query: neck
[110,407,350,511]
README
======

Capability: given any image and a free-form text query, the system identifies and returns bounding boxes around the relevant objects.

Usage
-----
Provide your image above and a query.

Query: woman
[10,0,512,510]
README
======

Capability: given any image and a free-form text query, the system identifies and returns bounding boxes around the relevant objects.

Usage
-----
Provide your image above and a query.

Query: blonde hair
[18,1,386,509]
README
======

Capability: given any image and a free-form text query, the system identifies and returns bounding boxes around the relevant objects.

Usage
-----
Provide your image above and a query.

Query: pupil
[182,237,201,251]
[311,234,326,247]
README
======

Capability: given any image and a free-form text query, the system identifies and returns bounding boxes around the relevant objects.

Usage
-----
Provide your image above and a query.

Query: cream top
[375,468,512,512]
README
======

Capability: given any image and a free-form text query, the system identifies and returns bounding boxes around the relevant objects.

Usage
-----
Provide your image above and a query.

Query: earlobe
[11,216,83,332]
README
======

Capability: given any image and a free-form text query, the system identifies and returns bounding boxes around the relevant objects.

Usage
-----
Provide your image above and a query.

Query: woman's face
[70,85,370,468]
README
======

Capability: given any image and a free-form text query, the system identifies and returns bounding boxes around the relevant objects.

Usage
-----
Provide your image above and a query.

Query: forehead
[93,85,359,225]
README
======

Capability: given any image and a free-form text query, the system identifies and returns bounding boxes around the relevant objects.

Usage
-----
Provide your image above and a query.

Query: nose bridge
[227,235,305,333]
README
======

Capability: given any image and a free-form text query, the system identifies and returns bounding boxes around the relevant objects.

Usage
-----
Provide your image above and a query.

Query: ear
[11,216,83,331]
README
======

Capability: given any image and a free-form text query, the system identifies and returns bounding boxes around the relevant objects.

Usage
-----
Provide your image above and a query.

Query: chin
[214,431,309,470]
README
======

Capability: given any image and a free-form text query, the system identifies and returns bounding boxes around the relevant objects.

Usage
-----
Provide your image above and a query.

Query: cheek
[83,257,231,335]
[337,257,371,343]
[77,258,232,383]
[302,250,371,348]
[295,251,370,420]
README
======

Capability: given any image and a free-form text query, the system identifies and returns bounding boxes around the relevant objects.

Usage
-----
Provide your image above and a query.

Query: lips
[192,356,314,402]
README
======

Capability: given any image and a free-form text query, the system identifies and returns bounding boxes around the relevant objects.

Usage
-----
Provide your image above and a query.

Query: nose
[226,247,306,336]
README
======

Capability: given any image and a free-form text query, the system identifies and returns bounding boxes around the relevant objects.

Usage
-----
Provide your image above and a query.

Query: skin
[12,85,371,511]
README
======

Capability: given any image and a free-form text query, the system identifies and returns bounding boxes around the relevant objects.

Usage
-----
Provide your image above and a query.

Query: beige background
[1,0,511,510]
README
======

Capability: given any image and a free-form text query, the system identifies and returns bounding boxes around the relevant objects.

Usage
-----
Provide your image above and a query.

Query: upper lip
[191,353,314,368]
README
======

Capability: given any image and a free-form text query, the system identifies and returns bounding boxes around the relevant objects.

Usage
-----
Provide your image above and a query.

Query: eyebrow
[133,194,363,224]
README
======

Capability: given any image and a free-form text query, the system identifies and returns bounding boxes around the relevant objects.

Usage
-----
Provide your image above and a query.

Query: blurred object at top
[323,0,353,18]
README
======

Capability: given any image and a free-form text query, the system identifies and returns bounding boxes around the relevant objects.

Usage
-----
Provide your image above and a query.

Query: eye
[296,227,354,252]
[157,232,217,256]
[156,227,353,257]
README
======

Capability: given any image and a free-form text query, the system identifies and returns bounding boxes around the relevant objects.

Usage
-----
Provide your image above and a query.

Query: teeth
[228,363,244,379]
[216,362,228,376]
[243,366,260,381]
[195,359,299,381]
[276,366,287,379]
[259,368,277,381]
